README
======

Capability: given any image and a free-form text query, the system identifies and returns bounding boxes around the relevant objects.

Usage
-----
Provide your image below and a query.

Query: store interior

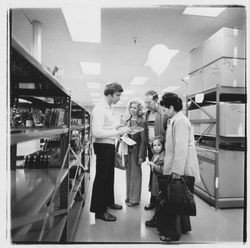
[9,4,246,244]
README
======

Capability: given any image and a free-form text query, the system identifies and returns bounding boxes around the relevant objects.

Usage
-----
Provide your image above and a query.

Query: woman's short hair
[127,98,145,117]
[145,90,158,101]
[160,92,183,112]
[104,82,123,96]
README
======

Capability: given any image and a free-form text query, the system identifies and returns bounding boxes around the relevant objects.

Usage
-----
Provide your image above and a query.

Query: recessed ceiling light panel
[183,7,226,17]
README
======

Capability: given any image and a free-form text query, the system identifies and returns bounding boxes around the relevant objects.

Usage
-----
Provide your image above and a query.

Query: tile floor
[74,156,245,244]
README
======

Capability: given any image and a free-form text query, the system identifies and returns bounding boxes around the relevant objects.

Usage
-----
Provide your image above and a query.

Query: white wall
[12,10,41,155]
[12,9,32,54]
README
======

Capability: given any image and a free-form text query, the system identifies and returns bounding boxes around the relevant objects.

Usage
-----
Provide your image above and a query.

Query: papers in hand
[129,126,144,135]
[120,134,136,146]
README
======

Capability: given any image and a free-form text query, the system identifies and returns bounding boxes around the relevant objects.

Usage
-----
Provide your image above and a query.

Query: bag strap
[180,176,193,195]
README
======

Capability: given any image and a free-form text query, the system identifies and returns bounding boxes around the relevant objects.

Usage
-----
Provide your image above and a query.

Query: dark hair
[160,92,183,112]
[104,82,123,96]
[145,90,158,101]
[153,135,165,151]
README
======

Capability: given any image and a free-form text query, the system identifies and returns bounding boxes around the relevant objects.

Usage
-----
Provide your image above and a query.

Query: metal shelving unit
[187,85,246,209]
[10,37,71,243]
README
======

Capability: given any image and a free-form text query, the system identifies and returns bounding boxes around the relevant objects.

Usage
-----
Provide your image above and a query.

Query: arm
[171,119,189,176]
[138,120,147,161]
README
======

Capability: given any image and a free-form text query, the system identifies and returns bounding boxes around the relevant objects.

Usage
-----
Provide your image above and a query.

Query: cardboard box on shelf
[189,45,203,74]
[188,69,203,95]
[203,27,245,67]
[189,27,245,73]
[203,58,245,91]
[189,109,201,134]
[220,104,245,137]
[191,103,245,137]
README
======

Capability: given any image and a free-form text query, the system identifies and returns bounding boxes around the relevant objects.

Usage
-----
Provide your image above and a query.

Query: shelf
[11,168,68,219]
[68,173,85,209]
[194,133,245,144]
[43,215,67,242]
[191,119,216,124]
[16,214,67,243]
[70,125,85,130]
[11,127,69,145]
[188,86,246,98]
[67,201,84,241]
[195,186,244,208]
[11,38,69,97]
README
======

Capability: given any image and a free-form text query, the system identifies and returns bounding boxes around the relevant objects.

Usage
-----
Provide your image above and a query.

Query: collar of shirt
[169,111,183,125]
[99,98,112,109]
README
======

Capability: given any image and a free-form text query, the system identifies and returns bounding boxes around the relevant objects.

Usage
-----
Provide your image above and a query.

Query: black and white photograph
[1,0,248,246]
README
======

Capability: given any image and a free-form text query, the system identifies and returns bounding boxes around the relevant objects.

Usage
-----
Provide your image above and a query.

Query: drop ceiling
[14,6,246,107]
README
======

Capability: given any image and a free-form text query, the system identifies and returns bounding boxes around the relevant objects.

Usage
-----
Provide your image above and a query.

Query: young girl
[148,135,165,198]
[145,135,165,227]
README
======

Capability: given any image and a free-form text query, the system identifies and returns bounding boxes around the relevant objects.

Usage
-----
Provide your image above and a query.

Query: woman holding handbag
[121,98,147,207]
[158,92,201,242]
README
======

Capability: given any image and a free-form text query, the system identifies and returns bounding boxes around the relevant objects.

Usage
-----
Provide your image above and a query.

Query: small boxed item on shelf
[202,58,245,91]
[189,27,245,73]
[43,108,65,127]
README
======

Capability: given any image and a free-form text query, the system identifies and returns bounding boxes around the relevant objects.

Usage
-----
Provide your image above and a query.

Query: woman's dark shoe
[95,211,117,221]
[145,218,157,228]
[144,203,155,210]
[109,203,122,210]
[160,235,179,242]
[127,202,139,207]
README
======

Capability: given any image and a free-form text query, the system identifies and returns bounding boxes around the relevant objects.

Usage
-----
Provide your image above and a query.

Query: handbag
[114,140,127,170]
[158,174,196,216]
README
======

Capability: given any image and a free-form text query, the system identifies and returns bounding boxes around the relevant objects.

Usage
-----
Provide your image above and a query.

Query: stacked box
[188,69,203,95]
[188,109,201,134]
[220,104,245,137]
[202,58,245,91]
[196,146,244,198]
[189,27,245,73]
[190,104,245,137]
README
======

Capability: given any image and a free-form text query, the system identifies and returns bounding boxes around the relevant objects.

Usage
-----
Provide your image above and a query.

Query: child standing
[145,135,165,227]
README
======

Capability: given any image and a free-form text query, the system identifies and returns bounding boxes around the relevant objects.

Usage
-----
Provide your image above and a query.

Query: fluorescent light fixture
[80,62,100,75]
[162,86,180,92]
[130,77,149,85]
[87,82,101,89]
[183,7,226,17]
[90,92,101,97]
[62,6,101,43]
[123,90,135,95]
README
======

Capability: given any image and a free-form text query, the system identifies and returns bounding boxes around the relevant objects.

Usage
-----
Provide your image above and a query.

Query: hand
[148,161,154,166]
[117,126,130,135]
[172,173,181,179]
[116,124,124,130]
[138,158,143,165]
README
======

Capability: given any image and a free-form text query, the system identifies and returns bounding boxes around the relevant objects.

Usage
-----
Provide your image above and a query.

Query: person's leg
[180,215,191,234]
[126,152,132,202]
[106,144,115,206]
[145,146,156,210]
[128,151,142,204]
[159,214,181,242]
[90,143,111,214]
